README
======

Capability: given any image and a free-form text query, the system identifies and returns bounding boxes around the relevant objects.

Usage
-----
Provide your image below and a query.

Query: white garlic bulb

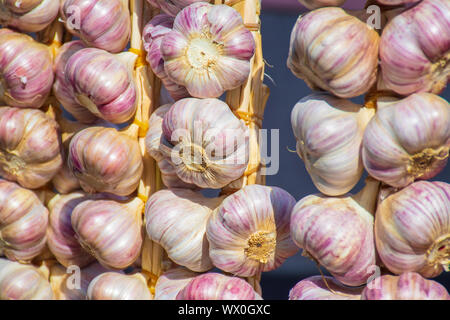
[87,272,152,300]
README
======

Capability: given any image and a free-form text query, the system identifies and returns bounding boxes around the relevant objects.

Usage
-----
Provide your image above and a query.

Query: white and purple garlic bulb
[154,267,199,300]
[298,0,347,10]
[287,7,380,98]
[291,93,375,196]
[362,93,449,188]
[289,276,363,300]
[61,0,131,53]
[161,2,255,98]
[380,0,449,95]
[87,272,152,300]
[146,0,206,17]
[0,30,54,109]
[206,185,298,277]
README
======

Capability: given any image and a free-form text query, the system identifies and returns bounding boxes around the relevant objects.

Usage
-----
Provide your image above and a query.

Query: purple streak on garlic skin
[146,0,206,17]
[0,30,54,109]
[362,272,449,300]
[61,0,131,53]
[176,273,260,300]
[380,0,449,95]
[289,276,363,300]
[362,93,449,188]
[207,185,298,277]
[375,181,449,278]
[87,272,152,300]
[298,0,347,10]
[154,267,199,300]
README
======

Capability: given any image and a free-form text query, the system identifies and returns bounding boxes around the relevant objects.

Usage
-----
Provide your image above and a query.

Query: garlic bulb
[362,93,449,188]
[71,198,144,270]
[176,272,261,300]
[145,189,223,272]
[377,0,419,4]
[298,0,347,10]
[380,0,449,95]
[64,48,138,124]
[87,272,152,300]
[291,93,375,196]
[143,14,190,101]
[207,185,298,277]
[289,276,363,300]
[0,30,54,109]
[0,107,63,189]
[51,163,81,194]
[154,267,199,300]
[0,179,48,262]
[159,98,249,189]
[68,127,143,196]
[146,0,206,17]
[287,7,380,98]
[0,258,53,300]
[161,3,255,98]
[61,0,131,53]
[362,272,449,300]
[375,181,449,278]
[0,0,59,32]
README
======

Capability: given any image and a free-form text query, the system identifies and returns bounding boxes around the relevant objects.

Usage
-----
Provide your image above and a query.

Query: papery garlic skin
[291,93,374,196]
[298,0,347,10]
[51,163,81,194]
[287,8,380,98]
[380,0,449,95]
[146,189,223,272]
[375,181,449,278]
[362,272,449,300]
[176,273,260,300]
[87,272,152,300]
[161,3,255,98]
[146,0,206,17]
[289,276,363,300]
[362,93,449,188]
[0,107,63,189]
[291,194,376,286]
[0,179,48,262]
[0,0,59,32]
[68,127,143,196]
[154,267,198,300]
[61,0,131,53]
[0,30,54,109]
[0,258,53,300]
[207,185,298,277]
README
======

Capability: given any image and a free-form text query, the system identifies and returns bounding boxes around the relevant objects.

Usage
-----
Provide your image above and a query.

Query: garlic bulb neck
[427,234,450,272]
[352,177,381,215]
[407,146,449,179]
[245,231,276,264]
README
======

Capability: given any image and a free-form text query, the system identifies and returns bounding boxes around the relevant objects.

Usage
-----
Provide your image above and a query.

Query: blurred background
[257,0,450,299]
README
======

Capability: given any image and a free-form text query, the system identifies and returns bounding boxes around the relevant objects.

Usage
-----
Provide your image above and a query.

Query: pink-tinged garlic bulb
[64,48,138,124]
[61,0,131,53]
[291,93,375,196]
[146,0,206,17]
[0,258,53,300]
[298,0,347,10]
[0,0,59,32]
[0,180,48,262]
[71,198,144,270]
[0,30,54,109]
[154,267,199,300]
[143,14,189,101]
[51,163,80,194]
[287,8,380,98]
[68,127,143,196]
[362,93,449,188]
[87,272,152,300]
[160,98,249,189]
[176,272,261,300]
[362,272,449,300]
[380,0,449,95]
[161,3,255,98]
[207,185,298,277]
[289,276,363,300]
[375,181,449,278]
[0,107,63,189]
[146,189,223,272]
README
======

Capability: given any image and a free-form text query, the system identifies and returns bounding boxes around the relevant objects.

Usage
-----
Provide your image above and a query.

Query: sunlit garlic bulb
[87,272,152,300]
[298,0,347,10]
[0,30,54,109]
[0,179,48,262]
[362,93,449,188]
[380,0,449,95]
[375,181,449,278]
[146,0,206,17]
[154,267,199,300]
[161,2,255,98]
[0,258,53,300]
[291,93,375,196]
[61,0,131,53]
[0,0,59,32]
[362,272,449,300]
[289,276,363,300]
[207,185,298,277]
[287,7,380,98]
[68,127,143,196]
